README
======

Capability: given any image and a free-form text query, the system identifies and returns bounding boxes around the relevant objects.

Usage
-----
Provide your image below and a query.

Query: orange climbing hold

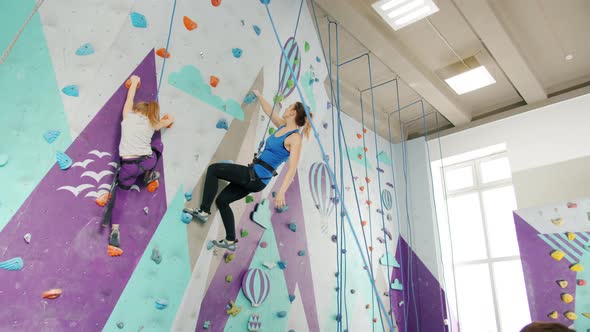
[356,133,362,139]
[147,180,159,193]
[183,16,198,30]
[211,0,221,6]
[210,75,220,87]
[365,304,370,309]
[366,200,372,206]
[364,147,368,152]
[96,192,112,207]
[363,128,367,134]
[369,246,374,251]
[361,220,368,227]
[365,177,371,183]
[358,154,363,160]
[42,288,63,299]
[156,48,171,58]
[125,79,141,89]
[359,186,365,192]
[108,245,123,257]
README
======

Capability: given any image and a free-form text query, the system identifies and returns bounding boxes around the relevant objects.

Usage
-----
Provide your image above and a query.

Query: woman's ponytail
[294,102,313,139]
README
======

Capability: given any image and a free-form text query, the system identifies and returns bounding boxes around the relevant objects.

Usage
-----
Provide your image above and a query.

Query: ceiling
[310,0,590,141]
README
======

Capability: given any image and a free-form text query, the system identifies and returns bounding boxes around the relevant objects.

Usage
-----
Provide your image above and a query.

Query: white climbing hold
[143,207,149,215]
[263,261,276,269]
[24,233,31,244]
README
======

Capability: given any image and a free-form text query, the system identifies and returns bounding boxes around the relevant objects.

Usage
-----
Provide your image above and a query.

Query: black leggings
[201,163,266,241]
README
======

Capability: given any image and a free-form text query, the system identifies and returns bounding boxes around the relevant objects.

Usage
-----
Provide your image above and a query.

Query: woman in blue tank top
[184,90,312,251]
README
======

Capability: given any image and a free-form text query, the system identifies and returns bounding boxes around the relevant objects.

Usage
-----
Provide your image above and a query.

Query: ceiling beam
[452,0,547,104]
[312,0,472,127]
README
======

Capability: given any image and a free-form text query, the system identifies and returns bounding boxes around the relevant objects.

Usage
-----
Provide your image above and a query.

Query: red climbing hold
[211,0,221,6]
[369,246,373,252]
[358,154,363,160]
[210,75,220,87]
[373,318,377,323]
[359,186,365,192]
[156,48,171,58]
[365,177,371,183]
[125,79,141,89]
[42,288,63,299]
[356,133,362,139]
[361,221,367,227]
[578,279,587,286]
[363,128,367,134]
[147,180,159,193]
[108,245,123,257]
[183,16,198,30]
[364,147,368,152]
[366,200,372,206]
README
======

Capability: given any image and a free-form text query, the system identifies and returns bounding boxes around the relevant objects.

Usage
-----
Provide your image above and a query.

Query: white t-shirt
[119,112,155,157]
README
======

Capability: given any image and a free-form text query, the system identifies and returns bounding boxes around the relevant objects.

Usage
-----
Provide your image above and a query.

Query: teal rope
[263,3,394,330]
[157,0,177,98]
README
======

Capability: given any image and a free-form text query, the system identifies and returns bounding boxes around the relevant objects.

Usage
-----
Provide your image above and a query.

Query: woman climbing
[107,75,175,248]
[183,89,312,251]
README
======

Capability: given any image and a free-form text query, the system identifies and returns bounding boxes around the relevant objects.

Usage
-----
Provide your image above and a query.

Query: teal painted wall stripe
[538,234,575,264]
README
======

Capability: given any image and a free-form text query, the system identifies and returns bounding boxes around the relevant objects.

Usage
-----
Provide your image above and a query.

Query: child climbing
[106,75,175,249]
[183,89,312,251]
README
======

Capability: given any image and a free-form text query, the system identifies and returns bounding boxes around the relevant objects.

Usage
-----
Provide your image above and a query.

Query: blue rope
[157,0,177,98]
[263,3,394,331]
[293,0,304,39]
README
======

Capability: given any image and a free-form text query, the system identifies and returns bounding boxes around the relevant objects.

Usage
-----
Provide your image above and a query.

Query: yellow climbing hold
[582,313,590,318]
[547,310,558,319]
[551,250,565,261]
[561,293,574,303]
[570,263,584,272]
[564,311,577,320]
[551,218,564,226]
[567,232,576,240]
[557,280,568,288]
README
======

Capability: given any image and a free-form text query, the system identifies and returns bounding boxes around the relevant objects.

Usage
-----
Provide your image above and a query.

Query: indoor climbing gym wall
[1,0,450,331]
[514,198,590,331]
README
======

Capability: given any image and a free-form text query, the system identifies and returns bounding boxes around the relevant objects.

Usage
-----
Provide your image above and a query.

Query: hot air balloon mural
[276,37,301,102]
[381,189,393,210]
[241,268,271,307]
[308,162,335,217]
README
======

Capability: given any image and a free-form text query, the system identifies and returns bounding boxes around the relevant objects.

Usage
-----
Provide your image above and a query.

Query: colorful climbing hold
[244,92,257,105]
[350,289,356,294]
[382,228,393,240]
[143,206,149,215]
[331,235,337,242]
[577,279,587,286]
[557,280,568,288]
[156,48,171,58]
[316,56,321,63]
[130,12,147,28]
[361,220,368,227]
[151,247,162,264]
[108,245,123,257]
[116,322,124,329]
[288,223,297,232]
[277,260,287,269]
[289,294,296,302]
[566,232,576,241]
[564,311,577,320]
[263,261,275,269]
[551,218,564,226]
[181,212,192,224]
[547,310,558,319]
[125,79,141,89]
[75,43,95,56]
[225,253,235,263]
[245,195,254,203]
[147,179,159,192]
[276,205,288,213]
[0,257,24,271]
[322,122,328,129]
[550,250,565,261]
[155,298,168,310]
[216,119,229,130]
[42,288,62,299]
[365,304,370,309]
[184,192,192,201]
[183,16,198,30]
[298,250,306,256]
[304,41,310,52]
[62,85,79,97]
[365,177,371,183]
[225,274,233,283]
[390,279,403,291]
[356,133,362,139]
[43,130,61,144]
[570,263,583,272]
[268,127,276,135]
[95,192,111,207]
[386,182,394,188]
[206,240,214,250]
[253,25,261,36]
[240,229,249,238]
[583,313,590,318]
[56,151,73,170]
[203,321,211,329]
[211,0,222,6]
[277,311,287,318]
[23,233,31,244]
[287,79,294,89]
[210,75,220,87]
[561,293,574,303]
[232,48,243,58]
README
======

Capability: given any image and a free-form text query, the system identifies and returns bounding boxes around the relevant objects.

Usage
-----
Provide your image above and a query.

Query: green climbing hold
[241,229,249,238]
[269,127,276,135]
[304,41,310,52]
[293,58,300,65]
[287,79,294,89]
[226,274,233,283]
[225,253,235,263]
[246,195,254,203]
[273,95,284,103]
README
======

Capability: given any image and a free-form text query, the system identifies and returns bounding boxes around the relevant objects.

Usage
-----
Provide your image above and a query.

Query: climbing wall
[515,199,590,331]
[0,0,447,331]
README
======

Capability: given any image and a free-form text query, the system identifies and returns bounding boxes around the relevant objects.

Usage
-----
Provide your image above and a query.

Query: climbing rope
[157,0,177,97]
[0,0,46,65]
[263,2,394,331]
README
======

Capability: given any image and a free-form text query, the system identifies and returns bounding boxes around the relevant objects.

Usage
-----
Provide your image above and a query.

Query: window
[433,152,531,332]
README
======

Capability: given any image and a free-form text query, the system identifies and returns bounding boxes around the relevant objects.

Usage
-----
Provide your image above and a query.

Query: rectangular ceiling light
[372,0,439,30]
[444,66,496,95]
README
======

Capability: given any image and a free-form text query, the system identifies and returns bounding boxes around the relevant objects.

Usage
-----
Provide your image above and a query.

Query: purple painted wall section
[513,212,575,325]
[0,50,168,331]
[390,236,448,332]
[196,172,319,332]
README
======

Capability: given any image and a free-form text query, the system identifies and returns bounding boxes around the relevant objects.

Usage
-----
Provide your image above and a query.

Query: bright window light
[372,0,439,30]
[444,66,496,95]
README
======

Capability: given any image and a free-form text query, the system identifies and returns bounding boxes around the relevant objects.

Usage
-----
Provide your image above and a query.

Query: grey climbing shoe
[144,171,160,185]
[109,228,120,248]
[212,239,237,251]
[183,207,210,222]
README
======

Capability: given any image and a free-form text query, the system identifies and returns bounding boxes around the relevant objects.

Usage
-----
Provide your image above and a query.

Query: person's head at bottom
[520,321,574,332]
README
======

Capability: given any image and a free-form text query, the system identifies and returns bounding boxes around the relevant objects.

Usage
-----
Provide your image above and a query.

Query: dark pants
[201,163,266,241]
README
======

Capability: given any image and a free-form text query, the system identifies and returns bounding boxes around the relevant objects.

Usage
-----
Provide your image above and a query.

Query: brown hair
[133,101,160,127]
[520,322,573,332]
[294,102,313,139]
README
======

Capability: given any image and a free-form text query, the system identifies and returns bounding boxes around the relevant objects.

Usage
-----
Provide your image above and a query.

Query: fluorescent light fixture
[372,0,439,30]
[444,66,496,95]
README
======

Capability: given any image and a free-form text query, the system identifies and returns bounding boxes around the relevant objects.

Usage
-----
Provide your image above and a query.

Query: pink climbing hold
[260,241,268,248]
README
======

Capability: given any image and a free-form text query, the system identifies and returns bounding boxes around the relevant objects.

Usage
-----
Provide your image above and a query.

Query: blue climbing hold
[216,119,229,130]
[203,321,211,329]
[206,241,214,250]
[316,56,321,63]
[244,92,257,104]
[331,235,337,242]
[155,298,169,310]
[56,151,72,170]
[253,25,261,36]
[116,321,124,329]
[277,260,287,270]
[276,205,288,213]
[75,43,95,56]
[0,257,24,271]
[390,278,403,291]
[130,12,147,28]
[298,250,305,257]
[232,48,243,58]
[289,294,296,302]
[43,130,61,144]
[322,122,328,129]
[184,192,192,201]
[260,0,270,4]
[62,85,79,97]
[277,311,287,318]
[288,223,297,232]
[181,212,192,224]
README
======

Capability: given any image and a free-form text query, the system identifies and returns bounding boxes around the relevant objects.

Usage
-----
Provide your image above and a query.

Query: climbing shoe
[109,228,120,248]
[144,171,160,185]
[212,239,237,251]
[183,208,210,222]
